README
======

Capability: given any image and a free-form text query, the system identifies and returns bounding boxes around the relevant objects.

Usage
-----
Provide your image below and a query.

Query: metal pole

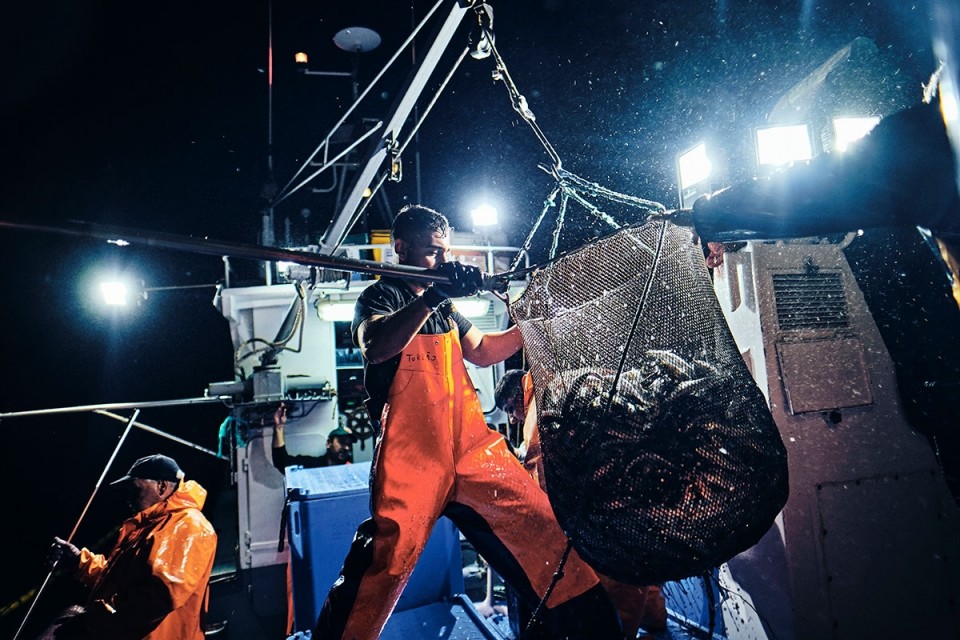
[0,218,510,292]
[319,0,473,254]
[0,395,224,420]
[12,409,140,640]
[94,410,222,459]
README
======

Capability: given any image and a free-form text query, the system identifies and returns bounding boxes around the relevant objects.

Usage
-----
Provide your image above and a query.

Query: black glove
[422,261,483,309]
[48,537,81,572]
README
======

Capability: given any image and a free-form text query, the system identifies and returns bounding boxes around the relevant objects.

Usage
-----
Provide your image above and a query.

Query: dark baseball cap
[110,454,184,485]
[328,425,358,443]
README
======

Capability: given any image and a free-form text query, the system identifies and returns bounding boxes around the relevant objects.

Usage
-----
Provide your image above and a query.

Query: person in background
[270,403,357,473]
[313,204,623,640]
[495,369,669,638]
[41,454,217,640]
[269,402,358,636]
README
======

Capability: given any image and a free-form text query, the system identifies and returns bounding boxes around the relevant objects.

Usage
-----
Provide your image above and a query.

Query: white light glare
[453,298,490,318]
[470,204,498,227]
[320,297,490,321]
[319,302,356,322]
[833,116,880,152]
[678,142,712,189]
[756,124,813,167]
[100,281,132,307]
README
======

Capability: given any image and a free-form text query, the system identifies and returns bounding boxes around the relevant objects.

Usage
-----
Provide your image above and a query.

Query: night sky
[0,1,954,637]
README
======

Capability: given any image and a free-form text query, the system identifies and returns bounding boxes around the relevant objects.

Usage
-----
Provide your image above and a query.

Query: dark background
[1,1,957,637]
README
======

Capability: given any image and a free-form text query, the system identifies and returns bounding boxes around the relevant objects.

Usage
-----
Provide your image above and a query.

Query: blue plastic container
[285,462,464,631]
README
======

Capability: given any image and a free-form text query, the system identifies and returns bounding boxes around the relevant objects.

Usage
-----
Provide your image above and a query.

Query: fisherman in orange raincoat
[43,454,217,640]
[313,205,623,640]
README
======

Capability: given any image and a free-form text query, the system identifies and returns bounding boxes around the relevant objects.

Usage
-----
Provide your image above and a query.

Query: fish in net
[511,220,789,585]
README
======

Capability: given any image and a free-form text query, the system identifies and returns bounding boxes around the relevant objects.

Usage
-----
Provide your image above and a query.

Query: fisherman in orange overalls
[313,205,623,640]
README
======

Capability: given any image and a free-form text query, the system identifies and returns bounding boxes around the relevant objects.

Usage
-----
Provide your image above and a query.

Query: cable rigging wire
[467,3,667,277]
[271,0,448,207]
[269,0,669,280]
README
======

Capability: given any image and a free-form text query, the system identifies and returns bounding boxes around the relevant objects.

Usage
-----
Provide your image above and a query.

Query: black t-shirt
[351,276,473,419]
[270,444,329,474]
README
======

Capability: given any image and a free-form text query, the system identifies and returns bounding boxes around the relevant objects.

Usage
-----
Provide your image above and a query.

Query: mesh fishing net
[511,220,789,585]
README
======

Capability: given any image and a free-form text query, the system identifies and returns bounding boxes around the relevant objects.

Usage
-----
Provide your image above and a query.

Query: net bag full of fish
[512,220,789,585]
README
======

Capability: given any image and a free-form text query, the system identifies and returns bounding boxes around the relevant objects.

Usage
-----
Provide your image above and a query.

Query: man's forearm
[359,297,434,364]
[466,325,523,367]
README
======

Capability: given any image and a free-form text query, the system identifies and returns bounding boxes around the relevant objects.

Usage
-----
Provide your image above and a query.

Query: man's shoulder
[175,507,218,536]
[355,277,411,317]
[359,277,406,298]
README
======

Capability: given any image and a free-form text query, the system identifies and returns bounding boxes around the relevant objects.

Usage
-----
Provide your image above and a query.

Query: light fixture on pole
[470,204,499,228]
[100,280,140,307]
[832,115,881,152]
[755,124,813,172]
[296,27,382,102]
[97,278,216,309]
[677,141,714,209]
[468,203,500,273]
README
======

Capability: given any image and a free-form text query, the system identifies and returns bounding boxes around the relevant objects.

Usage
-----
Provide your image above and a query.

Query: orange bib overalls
[316,329,617,640]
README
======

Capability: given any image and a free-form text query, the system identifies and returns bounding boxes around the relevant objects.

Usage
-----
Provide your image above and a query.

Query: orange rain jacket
[74,480,217,640]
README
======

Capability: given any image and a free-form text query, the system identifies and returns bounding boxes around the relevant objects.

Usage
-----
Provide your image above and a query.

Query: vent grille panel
[773,272,848,330]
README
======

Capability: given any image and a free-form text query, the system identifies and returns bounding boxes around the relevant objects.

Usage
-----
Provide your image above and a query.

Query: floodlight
[97,274,218,311]
[678,142,712,188]
[100,281,133,306]
[756,124,813,168]
[294,52,309,64]
[470,204,498,227]
[677,141,713,208]
[941,81,959,131]
[98,276,147,307]
[832,116,880,152]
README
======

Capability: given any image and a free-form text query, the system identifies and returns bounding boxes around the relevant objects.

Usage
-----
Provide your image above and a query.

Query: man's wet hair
[392,204,450,242]
[495,369,528,412]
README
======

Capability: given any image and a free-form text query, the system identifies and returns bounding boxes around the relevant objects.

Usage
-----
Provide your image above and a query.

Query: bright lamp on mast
[755,124,813,171]
[470,204,499,227]
[677,141,713,209]
[832,115,880,152]
[100,280,138,307]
